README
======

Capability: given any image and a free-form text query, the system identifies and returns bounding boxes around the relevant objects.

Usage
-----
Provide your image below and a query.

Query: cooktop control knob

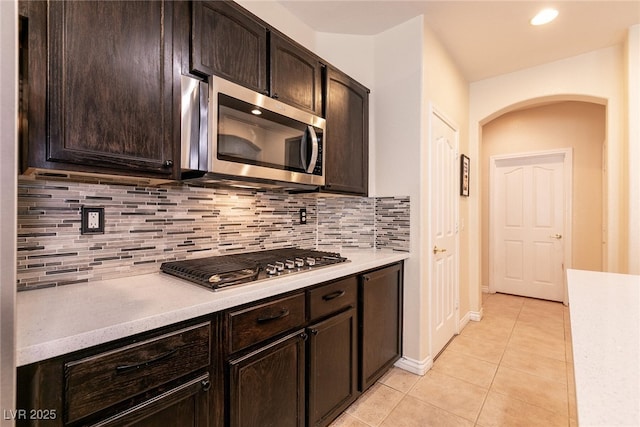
[295,258,305,268]
[275,261,285,271]
[306,257,316,266]
[285,259,296,269]
[266,264,278,275]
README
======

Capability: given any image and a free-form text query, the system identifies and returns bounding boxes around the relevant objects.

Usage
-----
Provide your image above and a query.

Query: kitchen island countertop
[17,248,409,366]
[567,269,640,427]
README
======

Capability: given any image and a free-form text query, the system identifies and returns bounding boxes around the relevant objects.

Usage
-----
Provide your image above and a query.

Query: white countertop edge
[17,249,409,366]
[566,269,640,427]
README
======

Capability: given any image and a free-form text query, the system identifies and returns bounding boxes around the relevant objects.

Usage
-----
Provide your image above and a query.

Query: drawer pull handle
[256,308,290,323]
[115,349,178,374]
[322,290,346,301]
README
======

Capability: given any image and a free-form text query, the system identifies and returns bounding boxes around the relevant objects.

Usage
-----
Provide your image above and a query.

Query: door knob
[433,246,447,254]
[549,234,563,240]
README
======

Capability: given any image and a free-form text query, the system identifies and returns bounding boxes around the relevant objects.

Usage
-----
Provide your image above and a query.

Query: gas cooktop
[160,247,348,290]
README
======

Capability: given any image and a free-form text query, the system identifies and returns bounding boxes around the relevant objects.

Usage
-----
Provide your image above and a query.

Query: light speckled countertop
[567,269,640,427]
[17,249,409,367]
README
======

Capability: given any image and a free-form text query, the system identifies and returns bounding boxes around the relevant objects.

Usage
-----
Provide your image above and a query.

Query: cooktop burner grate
[160,256,260,287]
[160,247,347,290]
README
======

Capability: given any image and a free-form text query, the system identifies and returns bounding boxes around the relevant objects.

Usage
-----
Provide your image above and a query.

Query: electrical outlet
[88,211,100,229]
[299,208,307,225]
[81,206,105,234]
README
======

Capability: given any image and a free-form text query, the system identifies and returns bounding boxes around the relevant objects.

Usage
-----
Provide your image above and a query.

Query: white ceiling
[278,0,640,82]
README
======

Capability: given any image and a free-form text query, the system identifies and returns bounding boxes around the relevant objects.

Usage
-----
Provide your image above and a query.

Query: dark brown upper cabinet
[191,0,268,94]
[270,32,323,116]
[191,1,324,116]
[20,0,179,180]
[324,67,370,196]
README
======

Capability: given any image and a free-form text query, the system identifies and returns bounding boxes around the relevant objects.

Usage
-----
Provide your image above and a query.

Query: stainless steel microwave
[180,75,326,189]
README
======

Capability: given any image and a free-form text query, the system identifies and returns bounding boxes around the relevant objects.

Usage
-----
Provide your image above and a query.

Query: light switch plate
[81,206,105,234]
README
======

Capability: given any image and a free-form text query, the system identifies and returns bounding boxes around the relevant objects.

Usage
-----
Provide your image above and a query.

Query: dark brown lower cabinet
[16,264,404,427]
[15,320,217,427]
[359,263,403,391]
[89,374,211,427]
[307,307,358,427]
[228,330,306,427]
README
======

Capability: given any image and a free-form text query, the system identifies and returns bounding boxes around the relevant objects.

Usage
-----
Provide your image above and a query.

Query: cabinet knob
[311,329,318,336]
[163,159,173,168]
[201,379,211,392]
[271,93,279,99]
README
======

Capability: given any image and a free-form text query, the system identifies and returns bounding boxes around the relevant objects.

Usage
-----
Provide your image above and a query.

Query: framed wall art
[460,154,470,197]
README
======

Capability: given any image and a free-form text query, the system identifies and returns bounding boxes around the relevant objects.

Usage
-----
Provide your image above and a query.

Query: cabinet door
[359,263,403,391]
[270,32,323,115]
[307,308,358,427]
[88,374,210,427]
[191,1,267,94]
[26,1,177,178]
[228,331,306,427]
[323,67,369,195]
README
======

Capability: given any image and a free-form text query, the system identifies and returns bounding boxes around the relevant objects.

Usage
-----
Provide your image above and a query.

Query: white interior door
[430,109,458,357]
[490,151,571,302]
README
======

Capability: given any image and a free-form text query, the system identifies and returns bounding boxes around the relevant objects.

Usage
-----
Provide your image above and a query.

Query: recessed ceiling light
[251,108,262,115]
[530,8,559,26]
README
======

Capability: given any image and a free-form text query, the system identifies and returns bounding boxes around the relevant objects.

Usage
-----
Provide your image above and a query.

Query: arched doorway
[480,100,606,298]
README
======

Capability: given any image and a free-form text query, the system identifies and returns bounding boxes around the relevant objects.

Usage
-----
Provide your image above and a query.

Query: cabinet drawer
[64,322,211,424]
[308,276,357,321]
[228,293,305,353]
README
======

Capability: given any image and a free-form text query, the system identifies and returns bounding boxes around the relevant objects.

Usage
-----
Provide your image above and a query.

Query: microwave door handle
[305,126,319,174]
[198,81,209,171]
[300,130,309,171]
[184,78,200,169]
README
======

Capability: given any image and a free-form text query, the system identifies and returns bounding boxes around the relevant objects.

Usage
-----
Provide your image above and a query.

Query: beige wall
[626,25,640,274]
[481,101,606,287]
[422,22,471,320]
[373,17,425,365]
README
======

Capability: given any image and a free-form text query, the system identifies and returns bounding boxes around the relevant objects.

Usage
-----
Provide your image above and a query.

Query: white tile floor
[330,293,577,427]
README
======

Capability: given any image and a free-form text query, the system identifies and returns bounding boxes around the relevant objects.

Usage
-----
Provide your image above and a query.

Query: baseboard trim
[458,311,471,332]
[394,355,432,376]
[482,285,490,293]
[469,308,483,322]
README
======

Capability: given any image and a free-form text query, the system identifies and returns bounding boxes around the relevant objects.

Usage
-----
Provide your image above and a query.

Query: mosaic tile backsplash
[17,177,410,291]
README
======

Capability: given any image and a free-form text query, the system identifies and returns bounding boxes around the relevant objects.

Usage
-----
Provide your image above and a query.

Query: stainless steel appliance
[181,75,326,190]
[160,248,347,290]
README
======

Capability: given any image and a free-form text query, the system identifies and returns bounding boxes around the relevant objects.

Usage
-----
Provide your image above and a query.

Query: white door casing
[429,106,459,357]
[489,149,572,303]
